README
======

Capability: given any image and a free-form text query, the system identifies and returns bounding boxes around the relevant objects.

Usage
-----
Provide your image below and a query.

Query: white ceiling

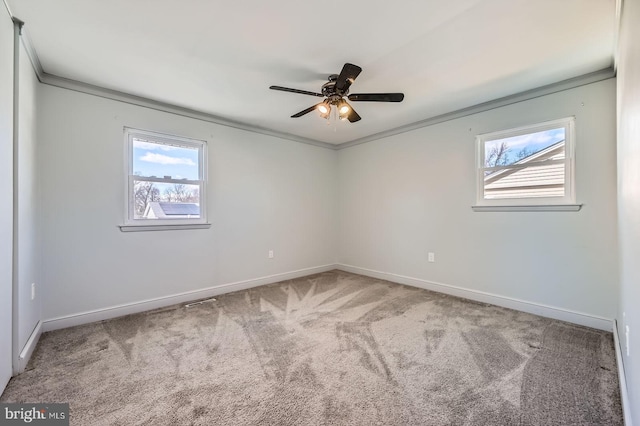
[6,0,617,145]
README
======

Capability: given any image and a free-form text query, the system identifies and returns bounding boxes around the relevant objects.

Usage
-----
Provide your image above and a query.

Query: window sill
[119,223,212,232]
[471,204,582,212]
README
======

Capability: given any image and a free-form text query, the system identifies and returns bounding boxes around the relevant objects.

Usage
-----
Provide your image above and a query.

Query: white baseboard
[337,264,613,331]
[42,264,337,332]
[613,320,633,426]
[16,320,42,374]
[42,262,613,333]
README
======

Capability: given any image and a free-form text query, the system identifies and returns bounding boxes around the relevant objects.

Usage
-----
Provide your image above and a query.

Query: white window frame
[473,117,580,212]
[121,127,209,231]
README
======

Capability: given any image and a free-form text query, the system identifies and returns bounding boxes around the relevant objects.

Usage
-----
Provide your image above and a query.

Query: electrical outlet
[428,252,435,263]
[268,250,274,259]
[31,283,35,300]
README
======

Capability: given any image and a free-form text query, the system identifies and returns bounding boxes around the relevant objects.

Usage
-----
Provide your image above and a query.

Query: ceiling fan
[269,63,404,123]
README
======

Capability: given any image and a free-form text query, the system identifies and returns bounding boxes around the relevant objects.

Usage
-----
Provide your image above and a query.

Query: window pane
[133,180,200,219]
[132,138,199,180]
[484,128,565,167]
[484,163,565,200]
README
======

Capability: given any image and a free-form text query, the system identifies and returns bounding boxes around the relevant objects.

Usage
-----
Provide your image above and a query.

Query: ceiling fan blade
[348,93,404,102]
[291,103,323,118]
[346,104,361,123]
[270,85,324,97]
[335,63,362,93]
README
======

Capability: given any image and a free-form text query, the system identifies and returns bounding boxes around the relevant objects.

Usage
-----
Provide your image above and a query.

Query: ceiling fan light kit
[338,100,350,114]
[270,63,404,124]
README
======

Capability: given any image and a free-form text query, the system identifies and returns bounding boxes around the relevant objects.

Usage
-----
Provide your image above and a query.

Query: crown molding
[35,67,617,152]
[39,72,336,150]
[336,67,616,150]
[16,21,43,80]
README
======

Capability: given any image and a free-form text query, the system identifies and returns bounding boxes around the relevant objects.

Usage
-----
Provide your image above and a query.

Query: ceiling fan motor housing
[322,75,344,98]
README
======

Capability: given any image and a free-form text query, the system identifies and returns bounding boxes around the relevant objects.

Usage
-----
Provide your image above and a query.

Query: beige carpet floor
[0,270,623,425]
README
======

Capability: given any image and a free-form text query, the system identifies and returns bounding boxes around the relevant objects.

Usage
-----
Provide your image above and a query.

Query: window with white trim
[475,117,576,208]
[124,128,207,228]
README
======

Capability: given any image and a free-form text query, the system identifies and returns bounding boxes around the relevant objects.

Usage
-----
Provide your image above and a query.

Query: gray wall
[38,78,619,325]
[338,79,618,319]
[617,0,640,422]
[16,39,41,357]
[37,84,338,320]
[0,6,14,394]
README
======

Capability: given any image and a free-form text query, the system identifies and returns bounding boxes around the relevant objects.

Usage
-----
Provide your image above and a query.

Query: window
[123,128,208,230]
[474,117,578,211]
